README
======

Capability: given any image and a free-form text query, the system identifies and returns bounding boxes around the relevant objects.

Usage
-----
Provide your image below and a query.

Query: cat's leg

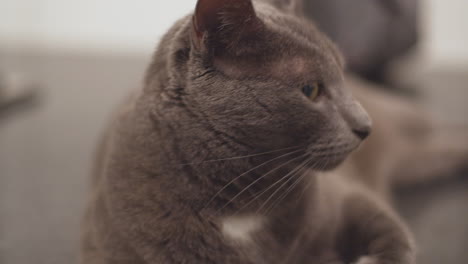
[316,252,345,264]
[103,167,257,264]
[341,194,416,264]
[104,187,256,263]
[353,256,385,264]
[300,249,344,264]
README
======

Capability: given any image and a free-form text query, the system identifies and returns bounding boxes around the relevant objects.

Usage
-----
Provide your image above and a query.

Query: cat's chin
[309,156,347,171]
[307,144,357,171]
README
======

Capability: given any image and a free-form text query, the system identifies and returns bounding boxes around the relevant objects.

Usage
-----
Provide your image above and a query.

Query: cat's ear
[191,0,262,52]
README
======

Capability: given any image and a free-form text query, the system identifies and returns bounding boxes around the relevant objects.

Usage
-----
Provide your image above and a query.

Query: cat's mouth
[306,141,359,171]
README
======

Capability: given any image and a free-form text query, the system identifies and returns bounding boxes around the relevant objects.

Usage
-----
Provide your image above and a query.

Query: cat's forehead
[273,56,315,74]
[212,6,344,82]
[271,54,342,83]
[215,53,341,86]
[260,14,344,80]
[271,56,310,78]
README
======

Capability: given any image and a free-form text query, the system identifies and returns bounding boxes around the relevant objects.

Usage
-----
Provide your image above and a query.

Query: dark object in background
[302,0,419,83]
[0,71,40,119]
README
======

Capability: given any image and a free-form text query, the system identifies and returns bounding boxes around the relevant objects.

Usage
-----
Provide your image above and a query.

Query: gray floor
[0,50,467,264]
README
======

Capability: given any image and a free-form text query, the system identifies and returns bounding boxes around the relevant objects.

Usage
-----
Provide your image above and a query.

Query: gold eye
[302,82,322,100]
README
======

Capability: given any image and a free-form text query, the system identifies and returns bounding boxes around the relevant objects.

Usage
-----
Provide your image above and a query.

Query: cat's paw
[354,256,378,264]
[353,256,415,264]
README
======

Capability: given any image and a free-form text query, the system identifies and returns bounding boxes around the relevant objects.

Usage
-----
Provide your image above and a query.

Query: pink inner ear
[193,0,258,40]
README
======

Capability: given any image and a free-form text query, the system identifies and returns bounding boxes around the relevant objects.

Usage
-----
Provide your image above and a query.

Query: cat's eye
[302,82,322,100]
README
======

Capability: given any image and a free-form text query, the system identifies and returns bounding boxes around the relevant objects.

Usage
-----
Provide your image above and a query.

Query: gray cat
[81,0,416,263]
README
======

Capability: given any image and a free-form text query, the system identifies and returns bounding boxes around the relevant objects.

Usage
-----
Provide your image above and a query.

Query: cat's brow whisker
[178,145,303,166]
[216,153,309,212]
[203,148,306,209]
[257,158,311,214]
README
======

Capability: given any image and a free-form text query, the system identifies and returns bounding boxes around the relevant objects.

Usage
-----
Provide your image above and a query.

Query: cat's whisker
[301,154,328,189]
[306,142,341,155]
[234,157,310,214]
[256,158,312,214]
[306,137,348,154]
[204,148,306,210]
[205,139,352,211]
[242,147,339,215]
[217,153,309,212]
[316,148,339,171]
[265,161,310,214]
[306,143,348,158]
[179,145,303,166]
[295,175,314,207]
[293,157,328,207]
[263,159,313,215]
[308,140,355,163]
[194,136,340,167]
[276,148,338,211]
[319,153,332,170]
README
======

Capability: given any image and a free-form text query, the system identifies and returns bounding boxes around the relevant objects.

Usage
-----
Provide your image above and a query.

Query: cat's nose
[353,128,370,140]
[340,100,372,140]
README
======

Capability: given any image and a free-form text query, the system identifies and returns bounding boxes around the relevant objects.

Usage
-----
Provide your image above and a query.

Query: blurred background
[0,0,467,264]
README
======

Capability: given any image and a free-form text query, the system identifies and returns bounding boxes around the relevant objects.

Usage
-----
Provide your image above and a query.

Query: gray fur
[81,1,416,263]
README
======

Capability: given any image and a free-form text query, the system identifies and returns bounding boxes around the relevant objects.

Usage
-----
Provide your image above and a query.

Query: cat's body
[81,1,467,263]
[81,87,412,264]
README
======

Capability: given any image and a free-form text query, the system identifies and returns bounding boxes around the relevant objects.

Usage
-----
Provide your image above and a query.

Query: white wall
[423,0,468,66]
[0,0,193,53]
[1,0,468,66]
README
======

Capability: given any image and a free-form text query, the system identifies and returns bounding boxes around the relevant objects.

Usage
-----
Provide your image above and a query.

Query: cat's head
[182,0,371,170]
